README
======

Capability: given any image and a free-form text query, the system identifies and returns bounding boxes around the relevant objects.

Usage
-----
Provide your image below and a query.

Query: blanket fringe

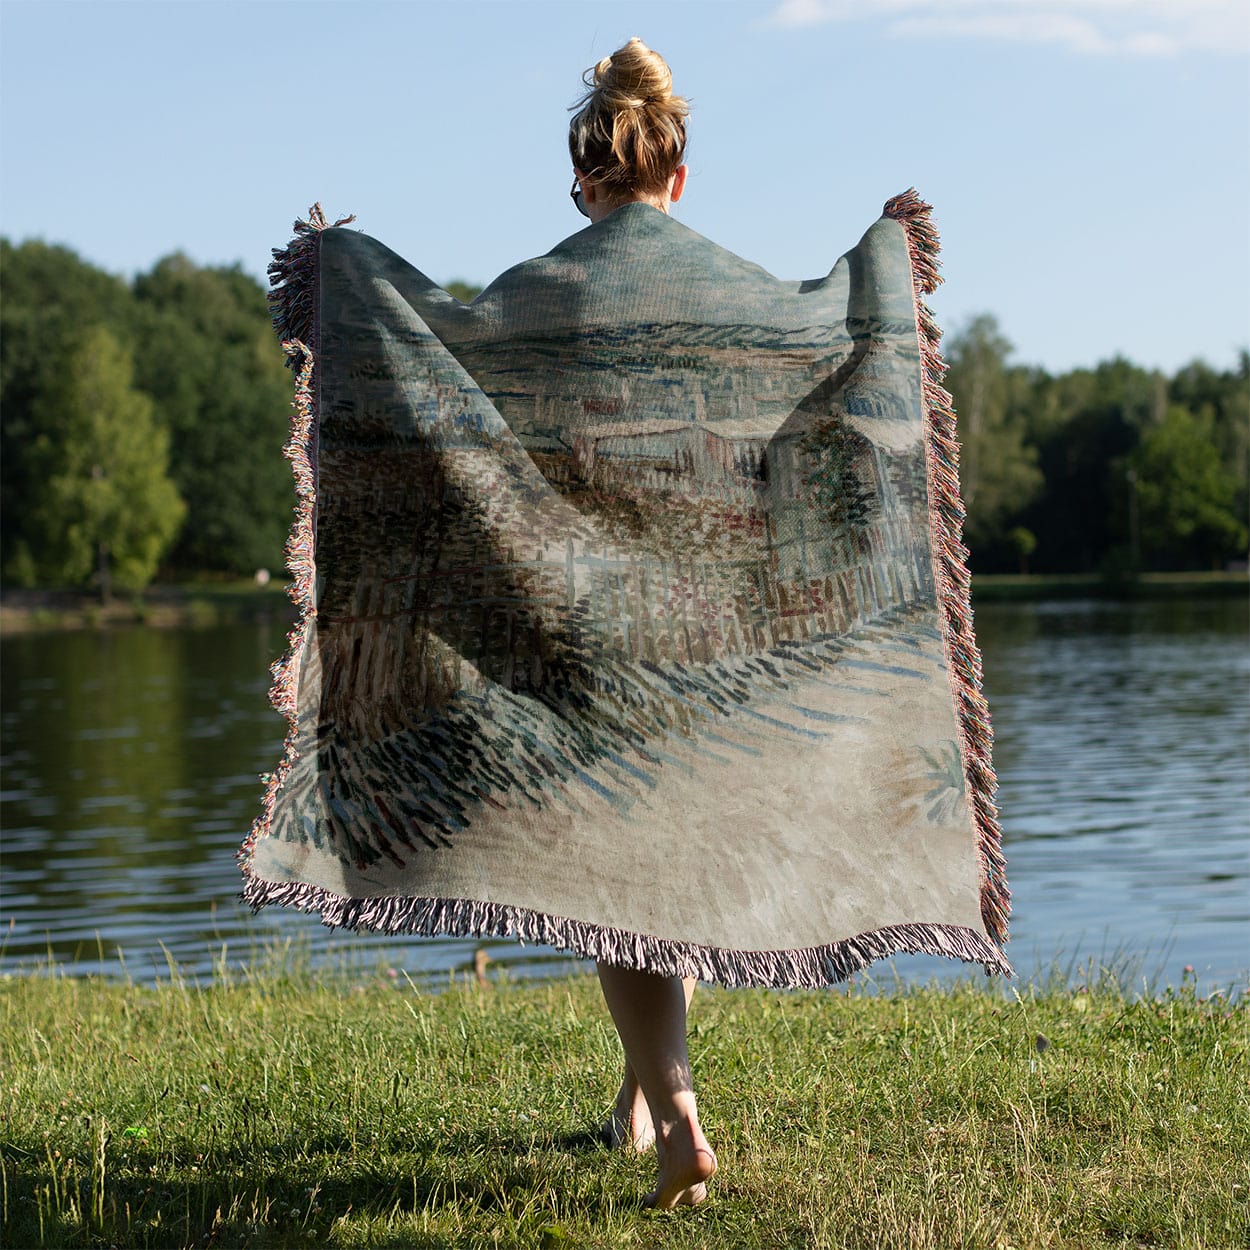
[883,188,1011,948]
[237,204,349,872]
[265,203,355,354]
[241,874,1014,988]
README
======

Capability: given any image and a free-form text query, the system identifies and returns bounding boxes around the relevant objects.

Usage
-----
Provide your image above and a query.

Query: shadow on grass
[3,1125,634,1250]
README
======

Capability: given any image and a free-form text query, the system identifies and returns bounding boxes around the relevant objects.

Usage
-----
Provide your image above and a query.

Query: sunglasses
[570,176,589,219]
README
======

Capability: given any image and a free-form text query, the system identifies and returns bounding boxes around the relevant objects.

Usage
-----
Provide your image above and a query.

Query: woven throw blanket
[238,191,1011,987]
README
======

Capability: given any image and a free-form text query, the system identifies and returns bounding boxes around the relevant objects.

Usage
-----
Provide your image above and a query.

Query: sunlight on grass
[1,946,1246,1249]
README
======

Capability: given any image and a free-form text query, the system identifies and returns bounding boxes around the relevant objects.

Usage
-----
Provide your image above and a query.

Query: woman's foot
[594,965,712,1207]
[644,1115,717,1209]
[601,1076,655,1151]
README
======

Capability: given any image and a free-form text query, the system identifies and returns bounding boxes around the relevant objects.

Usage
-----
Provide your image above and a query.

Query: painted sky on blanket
[1,0,1246,375]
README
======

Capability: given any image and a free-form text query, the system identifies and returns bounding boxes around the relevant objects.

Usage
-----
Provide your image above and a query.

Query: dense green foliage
[1,963,1244,1249]
[945,316,1248,574]
[129,256,295,576]
[1,242,139,590]
[2,235,1245,593]
[17,326,185,596]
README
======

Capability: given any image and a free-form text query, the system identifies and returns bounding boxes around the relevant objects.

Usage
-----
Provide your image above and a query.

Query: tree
[1,239,139,581]
[1129,405,1246,570]
[1169,353,1250,538]
[1019,357,1163,573]
[1007,526,1037,574]
[131,255,293,574]
[444,279,482,304]
[24,327,185,597]
[943,315,1042,562]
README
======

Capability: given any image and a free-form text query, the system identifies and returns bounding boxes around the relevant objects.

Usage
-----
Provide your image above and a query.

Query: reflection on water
[2,597,1246,991]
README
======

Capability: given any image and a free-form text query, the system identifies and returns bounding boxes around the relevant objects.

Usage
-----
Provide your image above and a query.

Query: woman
[566,37,717,1211]
[244,36,1010,1216]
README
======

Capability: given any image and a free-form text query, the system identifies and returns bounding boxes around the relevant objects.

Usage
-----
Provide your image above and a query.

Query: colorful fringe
[884,188,1010,946]
[236,205,350,871]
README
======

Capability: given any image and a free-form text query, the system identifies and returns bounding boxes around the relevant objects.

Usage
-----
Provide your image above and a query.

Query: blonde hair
[568,37,688,198]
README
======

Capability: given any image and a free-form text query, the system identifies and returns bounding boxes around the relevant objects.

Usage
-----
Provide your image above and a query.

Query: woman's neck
[586,194,670,225]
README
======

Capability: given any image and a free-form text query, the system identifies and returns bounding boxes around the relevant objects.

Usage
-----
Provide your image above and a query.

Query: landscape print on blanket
[244,201,1008,983]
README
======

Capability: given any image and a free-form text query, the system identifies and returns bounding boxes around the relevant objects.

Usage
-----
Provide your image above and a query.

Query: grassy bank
[0,581,292,634]
[1,964,1245,1249]
[969,570,1248,602]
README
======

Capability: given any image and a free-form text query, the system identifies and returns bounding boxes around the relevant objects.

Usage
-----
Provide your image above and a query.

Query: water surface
[2,597,1246,992]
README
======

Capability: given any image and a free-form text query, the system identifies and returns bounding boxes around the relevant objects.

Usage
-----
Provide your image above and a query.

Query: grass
[1,956,1246,1250]
[970,571,1247,602]
[0,580,291,634]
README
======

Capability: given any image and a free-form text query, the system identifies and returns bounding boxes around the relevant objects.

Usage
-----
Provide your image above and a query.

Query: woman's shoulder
[555,205,787,289]
[474,205,833,337]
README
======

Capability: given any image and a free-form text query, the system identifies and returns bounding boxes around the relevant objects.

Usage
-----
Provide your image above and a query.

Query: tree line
[1,238,1245,596]
[944,315,1247,575]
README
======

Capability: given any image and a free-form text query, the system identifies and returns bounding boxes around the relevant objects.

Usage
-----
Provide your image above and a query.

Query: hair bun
[594,36,673,108]
[569,37,689,197]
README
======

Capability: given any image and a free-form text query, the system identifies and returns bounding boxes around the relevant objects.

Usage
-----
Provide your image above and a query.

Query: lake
[2,596,1246,994]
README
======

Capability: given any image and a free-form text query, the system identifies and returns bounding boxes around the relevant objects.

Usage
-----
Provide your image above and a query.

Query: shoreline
[1,571,1245,635]
[0,581,293,634]
[968,569,1248,601]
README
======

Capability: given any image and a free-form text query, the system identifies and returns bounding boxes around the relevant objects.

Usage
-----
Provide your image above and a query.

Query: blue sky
[2,0,1246,374]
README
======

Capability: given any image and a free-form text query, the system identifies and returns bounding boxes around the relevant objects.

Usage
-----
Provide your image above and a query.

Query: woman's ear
[575,168,599,206]
[669,165,688,203]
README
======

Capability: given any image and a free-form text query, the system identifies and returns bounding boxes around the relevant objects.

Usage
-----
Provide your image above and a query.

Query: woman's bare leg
[596,964,716,1208]
[603,1056,655,1151]
[602,977,696,1152]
